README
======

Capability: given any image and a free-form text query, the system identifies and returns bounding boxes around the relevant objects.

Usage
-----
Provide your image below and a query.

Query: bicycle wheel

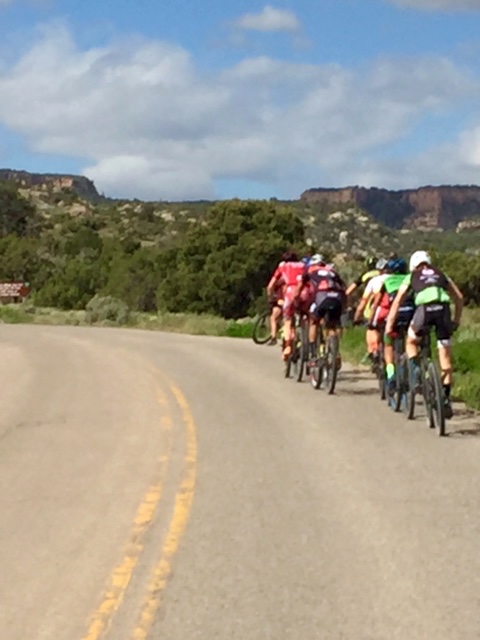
[428,361,446,436]
[399,355,415,418]
[310,333,325,390]
[252,310,271,345]
[421,361,435,428]
[325,334,339,395]
[392,353,404,413]
[296,321,308,383]
[377,347,386,401]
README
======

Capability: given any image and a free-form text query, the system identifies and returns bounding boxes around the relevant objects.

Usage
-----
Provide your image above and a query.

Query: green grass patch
[340,326,368,365]
[0,305,32,324]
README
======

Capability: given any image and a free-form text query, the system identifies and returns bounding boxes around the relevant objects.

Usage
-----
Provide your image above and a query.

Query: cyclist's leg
[406,306,424,359]
[432,305,454,417]
[309,292,326,360]
[281,287,296,360]
[324,296,343,370]
[269,304,282,343]
[384,330,395,392]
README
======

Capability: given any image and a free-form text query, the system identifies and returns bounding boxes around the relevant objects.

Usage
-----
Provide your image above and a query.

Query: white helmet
[409,250,431,272]
[309,253,325,265]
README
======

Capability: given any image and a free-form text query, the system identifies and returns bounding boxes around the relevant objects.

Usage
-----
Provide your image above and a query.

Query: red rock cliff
[301,185,480,230]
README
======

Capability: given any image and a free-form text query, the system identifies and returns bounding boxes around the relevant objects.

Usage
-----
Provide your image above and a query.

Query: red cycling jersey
[268,260,306,320]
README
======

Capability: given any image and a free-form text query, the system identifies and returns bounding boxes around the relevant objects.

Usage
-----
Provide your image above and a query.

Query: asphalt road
[1,324,479,640]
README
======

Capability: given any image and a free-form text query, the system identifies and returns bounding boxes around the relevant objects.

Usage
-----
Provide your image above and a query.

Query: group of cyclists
[265,248,464,419]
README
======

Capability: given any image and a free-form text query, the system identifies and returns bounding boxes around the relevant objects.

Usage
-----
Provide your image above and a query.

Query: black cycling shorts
[311,291,343,326]
[396,305,415,329]
[409,303,452,343]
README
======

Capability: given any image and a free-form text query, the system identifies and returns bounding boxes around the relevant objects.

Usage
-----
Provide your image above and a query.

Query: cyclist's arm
[369,289,383,324]
[353,291,371,323]
[385,284,409,332]
[266,275,279,298]
[346,274,363,297]
[446,277,464,325]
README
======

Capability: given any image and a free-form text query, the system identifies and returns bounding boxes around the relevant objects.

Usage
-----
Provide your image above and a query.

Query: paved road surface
[0,325,479,640]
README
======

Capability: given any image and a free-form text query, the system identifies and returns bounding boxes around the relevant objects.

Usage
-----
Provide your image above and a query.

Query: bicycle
[364,321,386,400]
[385,326,415,415]
[284,311,309,382]
[252,300,283,345]
[406,328,446,436]
[373,336,386,401]
[310,314,340,394]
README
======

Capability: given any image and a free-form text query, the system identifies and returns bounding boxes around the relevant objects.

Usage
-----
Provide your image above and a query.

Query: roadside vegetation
[0,178,479,409]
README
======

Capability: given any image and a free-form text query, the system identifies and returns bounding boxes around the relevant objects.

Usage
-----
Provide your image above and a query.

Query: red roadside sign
[0,282,30,298]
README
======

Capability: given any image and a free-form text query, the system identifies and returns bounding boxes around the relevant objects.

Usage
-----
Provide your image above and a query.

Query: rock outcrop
[300,185,480,231]
[0,169,101,202]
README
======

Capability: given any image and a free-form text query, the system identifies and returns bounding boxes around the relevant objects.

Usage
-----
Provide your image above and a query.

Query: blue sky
[1,0,480,200]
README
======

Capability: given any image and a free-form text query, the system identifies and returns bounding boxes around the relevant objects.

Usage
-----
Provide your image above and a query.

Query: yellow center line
[81,385,173,640]
[131,377,197,640]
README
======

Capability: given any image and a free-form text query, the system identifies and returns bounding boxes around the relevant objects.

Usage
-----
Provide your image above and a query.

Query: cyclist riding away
[353,258,389,368]
[385,250,463,419]
[298,254,346,368]
[369,257,414,394]
[267,251,307,361]
[346,256,379,298]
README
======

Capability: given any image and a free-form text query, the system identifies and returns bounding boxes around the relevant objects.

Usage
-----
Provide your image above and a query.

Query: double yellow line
[82,370,197,640]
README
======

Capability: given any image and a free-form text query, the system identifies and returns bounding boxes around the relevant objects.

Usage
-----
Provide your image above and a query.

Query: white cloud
[390,0,480,10]
[233,5,300,33]
[0,24,479,199]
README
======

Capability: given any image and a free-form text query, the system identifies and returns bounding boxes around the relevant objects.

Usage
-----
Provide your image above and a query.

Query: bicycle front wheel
[252,310,271,345]
[310,334,325,390]
[296,322,308,383]
[325,334,339,395]
[428,362,446,436]
[401,356,416,419]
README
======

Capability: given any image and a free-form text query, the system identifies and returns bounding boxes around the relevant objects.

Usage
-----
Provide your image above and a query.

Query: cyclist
[369,257,414,394]
[266,276,284,346]
[297,254,346,367]
[353,258,389,368]
[385,250,463,418]
[267,251,307,361]
[346,256,379,298]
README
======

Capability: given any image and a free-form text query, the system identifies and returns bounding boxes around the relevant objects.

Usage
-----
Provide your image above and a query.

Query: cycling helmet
[282,250,299,262]
[409,250,431,272]
[309,253,326,266]
[386,257,407,274]
[365,256,377,270]
[376,258,388,271]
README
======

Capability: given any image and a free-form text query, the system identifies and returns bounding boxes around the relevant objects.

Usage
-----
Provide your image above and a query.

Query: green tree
[156,199,305,318]
[103,248,160,311]
[0,181,37,237]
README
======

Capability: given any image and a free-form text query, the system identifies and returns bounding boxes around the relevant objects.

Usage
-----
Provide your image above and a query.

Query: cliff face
[300,186,480,230]
[0,169,101,202]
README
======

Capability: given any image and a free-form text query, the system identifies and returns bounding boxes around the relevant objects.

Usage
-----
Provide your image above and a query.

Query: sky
[1,1,480,200]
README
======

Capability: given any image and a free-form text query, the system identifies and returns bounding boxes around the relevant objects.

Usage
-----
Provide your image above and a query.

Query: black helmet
[282,251,299,262]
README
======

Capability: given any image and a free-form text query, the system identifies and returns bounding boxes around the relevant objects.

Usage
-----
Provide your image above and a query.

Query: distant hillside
[301,185,480,231]
[1,168,480,256]
[0,169,101,203]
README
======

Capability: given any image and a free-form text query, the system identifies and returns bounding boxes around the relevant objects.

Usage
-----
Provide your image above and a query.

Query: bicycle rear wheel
[325,334,339,395]
[310,333,325,390]
[398,355,415,418]
[252,310,271,345]
[296,321,308,382]
[428,361,446,436]
[377,347,386,401]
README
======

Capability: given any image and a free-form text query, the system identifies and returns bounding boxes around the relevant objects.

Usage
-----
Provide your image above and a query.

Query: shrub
[85,295,130,325]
